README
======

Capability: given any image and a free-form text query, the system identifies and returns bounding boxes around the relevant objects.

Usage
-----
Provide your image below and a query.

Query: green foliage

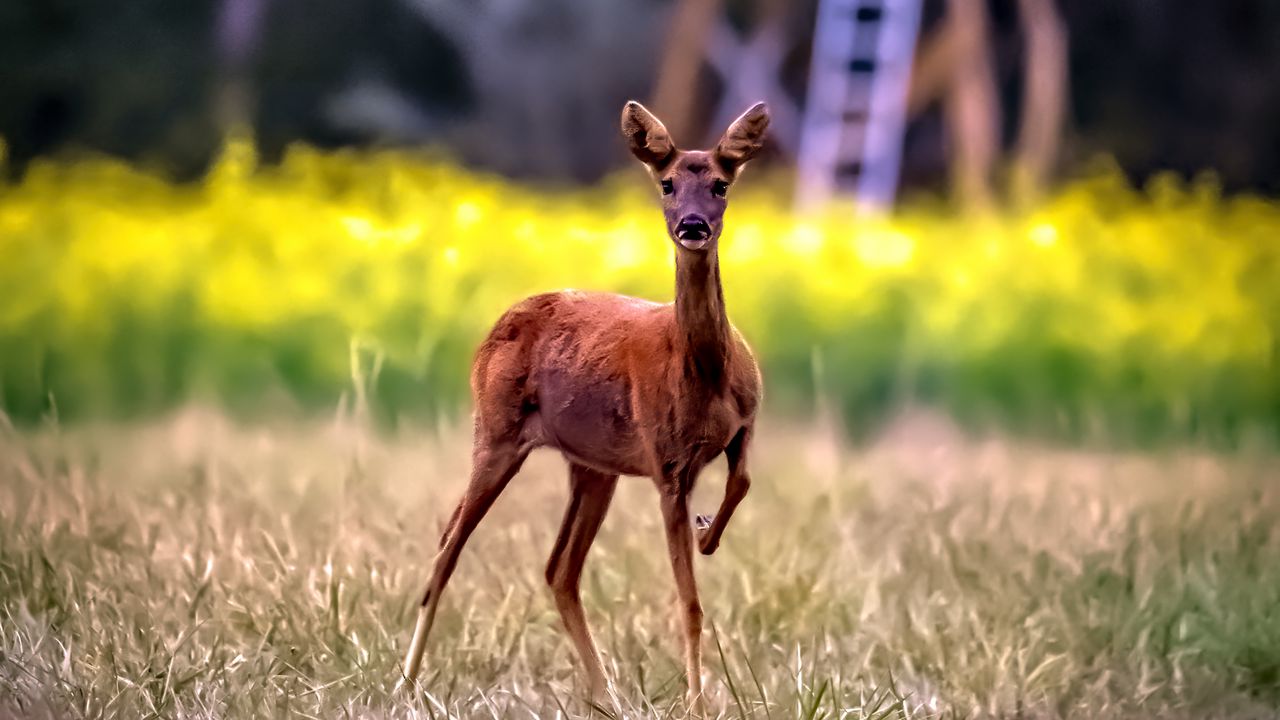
[0,143,1277,445]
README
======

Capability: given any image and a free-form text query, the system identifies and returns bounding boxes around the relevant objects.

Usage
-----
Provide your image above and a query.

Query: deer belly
[537,371,648,475]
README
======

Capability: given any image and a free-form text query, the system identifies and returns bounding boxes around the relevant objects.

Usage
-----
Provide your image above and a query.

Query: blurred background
[1,0,1277,446]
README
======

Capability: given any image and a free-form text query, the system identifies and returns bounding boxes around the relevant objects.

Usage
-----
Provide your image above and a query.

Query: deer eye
[660,179,674,195]
[711,180,729,198]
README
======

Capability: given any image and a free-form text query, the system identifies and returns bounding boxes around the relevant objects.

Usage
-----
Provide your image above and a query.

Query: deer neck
[674,248,731,389]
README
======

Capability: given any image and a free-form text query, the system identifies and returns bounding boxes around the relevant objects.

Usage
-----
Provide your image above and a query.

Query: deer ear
[621,101,675,168]
[714,102,770,174]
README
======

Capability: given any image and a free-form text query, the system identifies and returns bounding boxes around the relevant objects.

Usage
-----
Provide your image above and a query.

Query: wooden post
[942,0,999,210]
[1012,0,1068,205]
[214,0,269,132]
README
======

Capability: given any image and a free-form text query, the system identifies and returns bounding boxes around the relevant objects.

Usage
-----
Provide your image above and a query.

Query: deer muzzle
[675,216,712,250]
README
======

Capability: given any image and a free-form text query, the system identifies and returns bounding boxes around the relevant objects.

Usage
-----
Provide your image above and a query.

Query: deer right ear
[621,101,675,168]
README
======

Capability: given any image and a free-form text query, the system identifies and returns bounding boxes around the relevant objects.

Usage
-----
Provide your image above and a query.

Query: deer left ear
[714,102,770,174]
[621,101,676,169]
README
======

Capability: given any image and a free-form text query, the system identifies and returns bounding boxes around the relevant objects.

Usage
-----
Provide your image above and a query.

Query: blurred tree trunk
[650,0,724,143]
[942,0,999,210]
[907,0,999,210]
[907,17,959,118]
[1012,0,1067,206]
[215,0,269,133]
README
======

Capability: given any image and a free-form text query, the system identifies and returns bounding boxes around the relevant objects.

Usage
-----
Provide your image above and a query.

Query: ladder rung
[848,58,877,73]
[835,161,864,179]
[854,6,883,22]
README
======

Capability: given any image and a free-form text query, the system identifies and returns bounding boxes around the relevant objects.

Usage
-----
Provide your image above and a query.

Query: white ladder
[795,0,924,213]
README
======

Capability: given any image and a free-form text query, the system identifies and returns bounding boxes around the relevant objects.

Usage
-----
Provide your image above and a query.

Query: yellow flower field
[0,140,1276,444]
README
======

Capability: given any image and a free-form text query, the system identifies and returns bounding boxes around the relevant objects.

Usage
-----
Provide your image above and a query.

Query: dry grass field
[1,408,1278,719]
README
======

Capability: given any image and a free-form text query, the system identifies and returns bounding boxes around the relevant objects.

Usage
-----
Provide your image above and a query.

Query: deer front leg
[697,426,752,555]
[659,485,707,714]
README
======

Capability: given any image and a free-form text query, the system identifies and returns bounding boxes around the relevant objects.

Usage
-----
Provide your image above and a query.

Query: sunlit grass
[0,142,1277,443]
[0,411,1277,718]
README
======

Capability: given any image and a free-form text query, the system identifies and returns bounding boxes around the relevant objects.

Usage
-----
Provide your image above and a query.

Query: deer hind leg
[658,484,707,712]
[697,425,753,555]
[402,438,528,684]
[545,463,618,698]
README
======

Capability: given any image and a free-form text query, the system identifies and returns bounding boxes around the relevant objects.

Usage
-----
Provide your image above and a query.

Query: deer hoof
[695,517,720,555]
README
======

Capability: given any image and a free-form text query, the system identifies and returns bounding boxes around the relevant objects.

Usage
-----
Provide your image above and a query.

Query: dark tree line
[0,0,1277,193]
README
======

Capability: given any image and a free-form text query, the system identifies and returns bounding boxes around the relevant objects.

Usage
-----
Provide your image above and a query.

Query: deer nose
[675,216,711,241]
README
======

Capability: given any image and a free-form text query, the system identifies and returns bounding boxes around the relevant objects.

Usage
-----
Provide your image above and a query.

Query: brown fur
[401,101,771,710]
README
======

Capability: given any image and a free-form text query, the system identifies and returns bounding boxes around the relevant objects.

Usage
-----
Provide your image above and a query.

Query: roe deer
[401,100,770,710]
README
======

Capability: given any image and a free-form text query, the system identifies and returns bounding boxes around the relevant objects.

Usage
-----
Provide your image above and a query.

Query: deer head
[622,101,770,251]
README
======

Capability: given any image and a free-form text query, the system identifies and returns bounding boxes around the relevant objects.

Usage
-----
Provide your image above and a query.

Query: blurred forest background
[3,0,1279,191]
[6,6,1280,717]
[1,0,1278,446]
